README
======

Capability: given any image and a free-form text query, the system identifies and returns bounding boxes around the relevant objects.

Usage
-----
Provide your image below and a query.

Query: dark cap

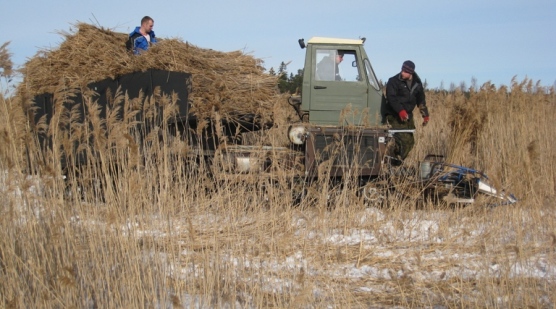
[402,60,415,74]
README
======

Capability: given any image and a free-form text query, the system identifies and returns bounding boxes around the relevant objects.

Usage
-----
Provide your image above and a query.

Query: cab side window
[364,59,380,90]
[315,49,361,82]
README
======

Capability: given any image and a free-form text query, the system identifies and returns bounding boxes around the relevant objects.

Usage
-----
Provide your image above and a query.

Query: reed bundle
[18,23,282,121]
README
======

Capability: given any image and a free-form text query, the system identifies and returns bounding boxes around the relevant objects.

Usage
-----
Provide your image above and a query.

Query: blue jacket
[128,26,157,55]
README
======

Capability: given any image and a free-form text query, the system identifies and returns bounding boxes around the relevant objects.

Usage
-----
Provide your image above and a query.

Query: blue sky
[4,0,555,89]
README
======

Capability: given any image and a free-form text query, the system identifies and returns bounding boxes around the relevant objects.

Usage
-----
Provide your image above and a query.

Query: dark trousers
[385,114,415,161]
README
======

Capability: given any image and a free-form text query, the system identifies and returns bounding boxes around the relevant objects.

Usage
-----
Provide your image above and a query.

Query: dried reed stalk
[0,41,13,77]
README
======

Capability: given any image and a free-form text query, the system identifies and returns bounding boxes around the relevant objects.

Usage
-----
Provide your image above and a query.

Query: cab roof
[307,37,364,45]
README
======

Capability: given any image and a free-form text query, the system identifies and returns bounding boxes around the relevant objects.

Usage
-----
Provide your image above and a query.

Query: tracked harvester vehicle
[214,37,517,206]
[31,37,516,206]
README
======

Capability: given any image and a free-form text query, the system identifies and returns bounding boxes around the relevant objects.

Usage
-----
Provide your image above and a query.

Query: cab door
[308,46,368,125]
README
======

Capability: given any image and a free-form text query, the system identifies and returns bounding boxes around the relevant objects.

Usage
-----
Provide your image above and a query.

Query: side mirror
[298,39,306,49]
[352,60,357,68]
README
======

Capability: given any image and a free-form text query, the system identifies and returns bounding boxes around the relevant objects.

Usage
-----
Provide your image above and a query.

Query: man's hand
[423,116,430,126]
[398,110,409,122]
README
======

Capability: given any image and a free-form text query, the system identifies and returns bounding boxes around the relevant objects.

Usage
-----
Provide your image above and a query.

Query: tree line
[268,61,303,94]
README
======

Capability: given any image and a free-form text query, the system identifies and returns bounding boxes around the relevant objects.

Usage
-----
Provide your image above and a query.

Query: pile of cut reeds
[18,23,283,122]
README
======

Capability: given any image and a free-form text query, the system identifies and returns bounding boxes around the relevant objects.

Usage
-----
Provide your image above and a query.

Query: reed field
[1,26,556,308]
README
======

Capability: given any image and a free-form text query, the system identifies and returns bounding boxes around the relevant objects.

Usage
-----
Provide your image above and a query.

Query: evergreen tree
[273,63,304,94]
[277,61,287,75]
[289,69,303,94]
[277,61,289,93]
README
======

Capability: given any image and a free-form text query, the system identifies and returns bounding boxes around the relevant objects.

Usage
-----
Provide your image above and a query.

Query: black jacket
[382,72,428,121]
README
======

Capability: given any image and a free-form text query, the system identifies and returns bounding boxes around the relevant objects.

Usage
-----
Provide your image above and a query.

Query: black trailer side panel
[31,70,191,128]
[30,70,192,171]
[31,93,54,130]
[117,71,152,100]
[87,77,119,121]
[150,69,191,121]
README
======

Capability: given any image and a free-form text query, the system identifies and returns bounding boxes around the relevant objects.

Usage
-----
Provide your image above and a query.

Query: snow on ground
[2,172,555,307]
[0,170,48,220]
[122,206,555,306]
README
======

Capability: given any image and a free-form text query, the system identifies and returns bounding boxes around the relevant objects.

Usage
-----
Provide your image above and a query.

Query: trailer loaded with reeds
[18,23,292,173]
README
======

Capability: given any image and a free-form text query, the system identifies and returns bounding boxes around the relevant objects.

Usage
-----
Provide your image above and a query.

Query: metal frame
[305,126,388,178]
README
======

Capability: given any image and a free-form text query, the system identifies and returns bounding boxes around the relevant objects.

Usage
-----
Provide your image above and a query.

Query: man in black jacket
[382,60,429,164]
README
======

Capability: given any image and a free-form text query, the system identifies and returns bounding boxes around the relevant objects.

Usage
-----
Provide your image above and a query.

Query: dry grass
[0,42,13,78]
[1,29,556,308]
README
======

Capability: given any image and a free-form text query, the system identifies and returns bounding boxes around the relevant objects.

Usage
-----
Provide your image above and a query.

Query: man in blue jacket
[127,16,157,55]
[382,60,430,164]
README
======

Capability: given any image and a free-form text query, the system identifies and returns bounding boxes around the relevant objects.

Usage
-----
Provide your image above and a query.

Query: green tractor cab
[295,37,384,126]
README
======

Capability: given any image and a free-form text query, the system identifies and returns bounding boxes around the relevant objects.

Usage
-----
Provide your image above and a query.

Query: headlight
[235,156,259,173]
[288,125,307,145]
